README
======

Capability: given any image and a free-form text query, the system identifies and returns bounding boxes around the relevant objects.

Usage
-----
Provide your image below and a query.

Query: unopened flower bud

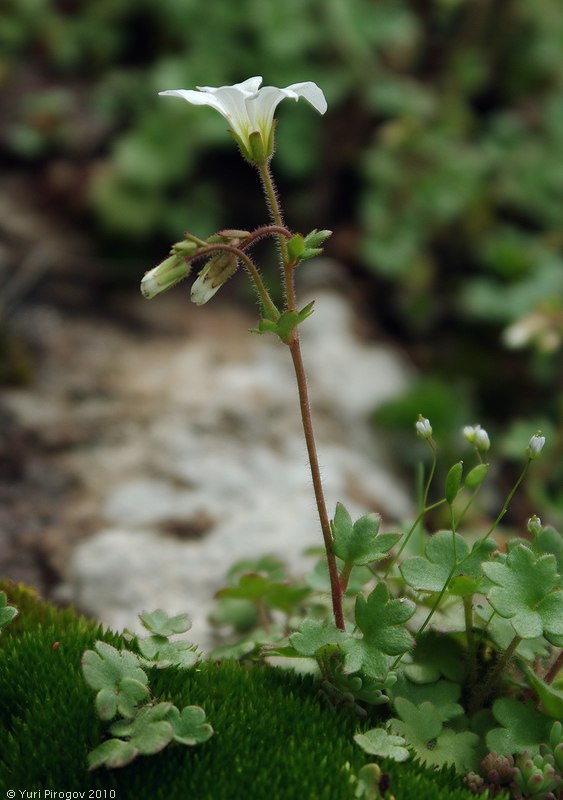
[171,239,199,256]
[415,416,432,439]
[463,424,491,452]
[141,254,191,299]
[527,432,546,459]
[190,252,239,305]
[527,515,542,537]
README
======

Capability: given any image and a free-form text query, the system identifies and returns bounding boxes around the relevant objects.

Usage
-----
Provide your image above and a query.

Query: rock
[54,282,413,649]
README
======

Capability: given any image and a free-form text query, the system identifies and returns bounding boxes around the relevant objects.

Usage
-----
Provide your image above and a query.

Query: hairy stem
[463,594,477,687]
[196,243,279,321]
[544,649,563,685]
[289,337,345,630]
[256,159,344,630]
[470,634,522,714]
[256,162,294,310]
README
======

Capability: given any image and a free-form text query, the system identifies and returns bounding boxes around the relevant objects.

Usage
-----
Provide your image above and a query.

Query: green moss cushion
[0,583,480,799]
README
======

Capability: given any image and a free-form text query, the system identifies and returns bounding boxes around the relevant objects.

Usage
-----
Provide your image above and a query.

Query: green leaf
[263,583,311,613]
[392,675,464,722]
[88,738,138,770]
[110,703,175,755]
[486,697,552,756]
[251,302,315,343]
[216,573,271,601]
[341,584,415,680]
[475,604,549,661]
[445,462,463,505]
[402,632,466,683]
[168,704,214,745]
[482,544,563,640]
[521,664,563,720]
[0,592,17,630]
[138,609,192,637]
[289,619,347,656]
[401,531,494,593]
[354,727,409,762]
[537,526,563,575]
[226,555,287,584]
[332,502,401,566]
[390,698,479,772]
[138,636,199,669]
[82,642,149,720]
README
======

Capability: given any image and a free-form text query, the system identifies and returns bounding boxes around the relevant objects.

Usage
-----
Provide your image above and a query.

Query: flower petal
[284,81,328,115]
[197,76,262,94]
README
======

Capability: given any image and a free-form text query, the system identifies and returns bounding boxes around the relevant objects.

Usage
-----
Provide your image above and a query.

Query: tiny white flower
[141,254,191,299]
[415,416,433,439]
[527,515,542,537]
[526,431,546,459]
[159,76,327,163]
[463,424,490,452]
[190,252,239,306]
[474,428,490,451]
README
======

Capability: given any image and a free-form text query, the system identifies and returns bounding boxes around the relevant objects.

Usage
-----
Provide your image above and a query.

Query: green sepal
[287,234,306,261]
[445,462,463,505]
[303,229,332,248]
[249,130,268,165]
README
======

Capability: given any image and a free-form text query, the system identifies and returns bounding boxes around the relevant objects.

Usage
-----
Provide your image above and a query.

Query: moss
[0,582,482,799]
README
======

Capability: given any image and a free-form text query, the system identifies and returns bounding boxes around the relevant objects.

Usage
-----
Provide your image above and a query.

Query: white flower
[159,76,327,163]
[527,431,546,459]
[190,252,239,306]
[415,416,433,440]
[463,424,490,452]
[527,515,542,537]
[141,254,191,299]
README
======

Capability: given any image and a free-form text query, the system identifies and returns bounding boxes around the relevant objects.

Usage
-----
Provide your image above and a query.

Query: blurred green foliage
[1,0,561,513]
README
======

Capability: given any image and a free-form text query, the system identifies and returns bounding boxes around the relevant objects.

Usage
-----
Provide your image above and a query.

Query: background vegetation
[1,0,562,522]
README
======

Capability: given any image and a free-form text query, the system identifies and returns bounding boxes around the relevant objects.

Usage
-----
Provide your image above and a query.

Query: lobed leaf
[331,502,400,567]
[88,739,138,770]
[138,609,192,637]
[0,592,18,630]
[289,619,347,657]
[401,531,494,593]
[341,584,415,680]
[354,727,410,762]
[390,698,479,772]
[82,641,149,720]
[138,636,199,669]
[109,702,175,756]
[168,704,214,745]
[482,544,563,640]
[486,697,552,756]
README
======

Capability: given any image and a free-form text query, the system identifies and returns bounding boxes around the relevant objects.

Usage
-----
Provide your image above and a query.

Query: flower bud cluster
[463,424,491,452]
